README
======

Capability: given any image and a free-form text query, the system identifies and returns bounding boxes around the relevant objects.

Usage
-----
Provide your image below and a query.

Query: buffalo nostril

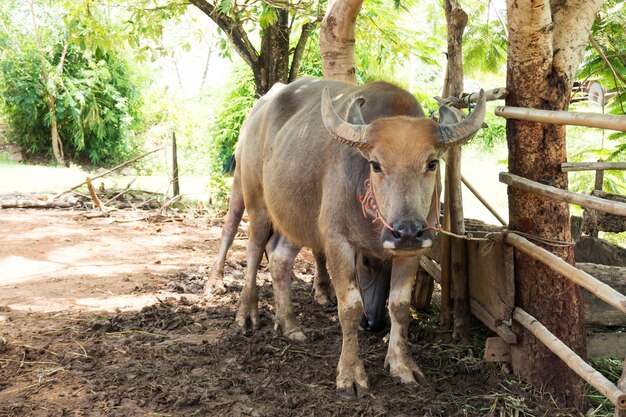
[391,229,402,239]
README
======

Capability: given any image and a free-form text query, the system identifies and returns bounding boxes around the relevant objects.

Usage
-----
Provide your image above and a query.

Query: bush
[209,65,257,174]
[0,44,143,165]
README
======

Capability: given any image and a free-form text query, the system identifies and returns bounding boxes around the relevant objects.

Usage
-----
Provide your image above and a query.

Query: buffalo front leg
[312,251,334,305]
[267,234,306,341]
[235,208,270,332]
[385,255,426,385]
[205,170,244,295]
[326,243,369,397]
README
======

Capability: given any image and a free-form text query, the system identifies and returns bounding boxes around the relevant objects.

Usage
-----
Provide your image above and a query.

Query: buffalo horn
[438,89,486,148]
[321,87,370,149]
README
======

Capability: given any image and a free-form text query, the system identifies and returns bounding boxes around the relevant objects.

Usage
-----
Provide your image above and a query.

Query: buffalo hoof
[384,354,427,385]
[313,291,332,306]
[235,294,260,332]
[336,359,369,398]
[282,327,307,342]
[204,272,227,296]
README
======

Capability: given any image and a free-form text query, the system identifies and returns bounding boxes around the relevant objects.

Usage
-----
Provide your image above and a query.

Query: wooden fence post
[172,131,180,197]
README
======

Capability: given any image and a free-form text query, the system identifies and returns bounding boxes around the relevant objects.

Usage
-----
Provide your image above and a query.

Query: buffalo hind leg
[312,251,334,305]
[326,241,369,397]
[267,234,306,341]
[205,168,244,295]
[385,255,427,385]
[235,208,270,332]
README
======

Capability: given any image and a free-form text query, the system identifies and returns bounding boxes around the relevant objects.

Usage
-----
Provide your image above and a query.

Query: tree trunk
[320,0,364,83]
[506,0,602,409]
[189,1,300,96]
[48,98,65,166]
[254,9,290,96]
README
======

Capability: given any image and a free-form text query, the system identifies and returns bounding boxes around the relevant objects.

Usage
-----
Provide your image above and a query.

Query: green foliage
[585,358,625,416]
[566,123,626,195]
[578,0,626,115]
[209,65,256,174]
[355,0,441,84]
[571,0,626,193]
[0,0,145,165]
[472,104,507,150]
[462,1,508,77]
[1,44,143,165]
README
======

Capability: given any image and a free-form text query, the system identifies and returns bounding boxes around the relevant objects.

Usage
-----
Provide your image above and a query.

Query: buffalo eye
[370,160,382,173]
[427,160,439,172]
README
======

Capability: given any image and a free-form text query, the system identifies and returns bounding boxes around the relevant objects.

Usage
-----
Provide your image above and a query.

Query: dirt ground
[0,208,578,417]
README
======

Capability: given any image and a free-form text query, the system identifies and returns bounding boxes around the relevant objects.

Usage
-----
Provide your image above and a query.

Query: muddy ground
[0,208,578,416]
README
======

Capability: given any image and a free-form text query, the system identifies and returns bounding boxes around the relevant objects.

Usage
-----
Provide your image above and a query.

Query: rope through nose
[359,178,441,233]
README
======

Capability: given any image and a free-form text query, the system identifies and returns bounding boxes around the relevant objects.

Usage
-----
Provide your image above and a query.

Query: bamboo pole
[617,359,626,417]
[461,175,507,225]
[499,172,626,216]
[495,106,626,132]
[513,307,626,410]
[504,233,626,315]
[561,161,626,172]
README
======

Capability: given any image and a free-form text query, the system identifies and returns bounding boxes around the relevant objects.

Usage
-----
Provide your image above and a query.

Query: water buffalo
[230,77,485,395]
[205,83,391,333]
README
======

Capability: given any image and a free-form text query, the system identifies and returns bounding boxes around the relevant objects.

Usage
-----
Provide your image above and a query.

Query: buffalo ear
[438,105,461,124]
[346,97,366,124]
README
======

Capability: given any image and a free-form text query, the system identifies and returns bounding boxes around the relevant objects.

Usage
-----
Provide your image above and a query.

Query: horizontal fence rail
[561,161,626,172]
[504,233,626,316]
[499,172,626,216]
[513,308,626,410]
[495,106,626,132]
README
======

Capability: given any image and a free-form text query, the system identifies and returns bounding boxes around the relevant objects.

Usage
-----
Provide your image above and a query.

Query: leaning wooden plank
[499,172,626,216]
[562,161,626,172]
[413,269,434,310]
[504,233,626,316]
[470,297,517,344]
[513,307,626,410]
[587,333,626,359]
[419,256,442,283]
[495,106,626,132]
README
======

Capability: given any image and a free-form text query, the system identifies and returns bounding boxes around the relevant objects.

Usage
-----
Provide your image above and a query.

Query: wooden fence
[418,105,626,413]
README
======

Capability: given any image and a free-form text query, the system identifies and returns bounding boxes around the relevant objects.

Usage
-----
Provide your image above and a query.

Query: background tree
[0,0,144,165]
[505,0,603,408]
[183,0,320,96]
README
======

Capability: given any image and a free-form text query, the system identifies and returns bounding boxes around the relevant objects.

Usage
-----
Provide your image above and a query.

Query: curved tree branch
[320,0,364,83]
[188,0,259,70]
[288,20,316,82]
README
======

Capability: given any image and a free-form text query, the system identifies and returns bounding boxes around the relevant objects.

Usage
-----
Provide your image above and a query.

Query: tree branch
[187,0,259,70]
[589,35,626,87]
[288,20,315,82]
